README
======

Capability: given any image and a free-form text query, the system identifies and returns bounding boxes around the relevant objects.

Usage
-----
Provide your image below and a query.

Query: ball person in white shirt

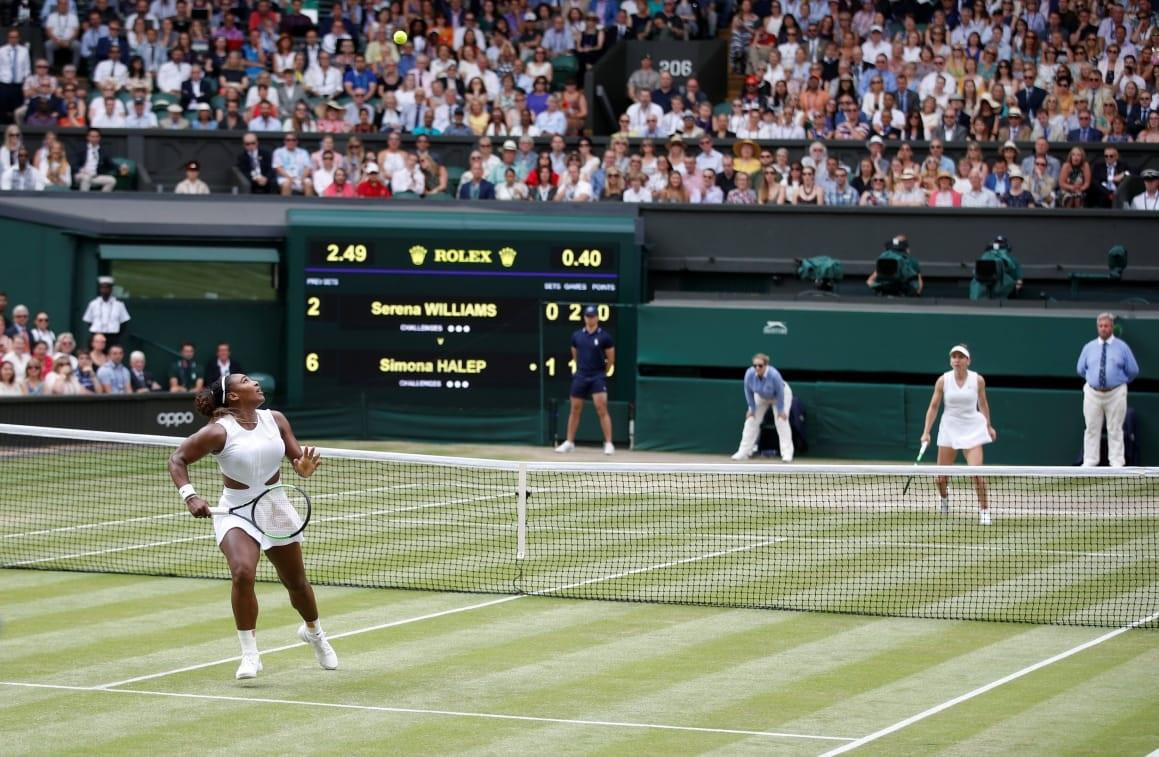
[920,345,997,524]
[168,374,337,679]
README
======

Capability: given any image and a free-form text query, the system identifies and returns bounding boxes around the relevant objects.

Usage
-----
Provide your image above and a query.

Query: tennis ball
[393,29,408,45]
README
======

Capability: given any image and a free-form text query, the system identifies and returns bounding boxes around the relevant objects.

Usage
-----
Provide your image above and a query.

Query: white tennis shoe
[298,623,338,670]
[603,442,615,455]
[979,510,992,526]
[940,497,950,515]
[554,441,575,453]
[730,451,748,460]
[235,652,262,680]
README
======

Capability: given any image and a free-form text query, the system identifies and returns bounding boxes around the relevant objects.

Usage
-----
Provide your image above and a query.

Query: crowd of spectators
[0,280,240,397]
[0,0,1153,207]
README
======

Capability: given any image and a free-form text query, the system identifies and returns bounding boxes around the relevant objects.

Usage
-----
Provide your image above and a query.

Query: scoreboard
[284,209,640,427]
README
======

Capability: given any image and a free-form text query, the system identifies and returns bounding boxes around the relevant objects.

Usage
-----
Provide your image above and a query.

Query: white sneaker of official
[235,652,262,680]
[298,623,338,670]
[603,442,615,455]
[554,440,575,453]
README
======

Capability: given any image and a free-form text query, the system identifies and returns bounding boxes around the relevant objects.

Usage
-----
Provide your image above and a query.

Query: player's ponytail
[193,374,231,418]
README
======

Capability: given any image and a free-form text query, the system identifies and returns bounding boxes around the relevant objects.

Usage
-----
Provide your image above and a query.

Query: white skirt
[936,414,992,450]
[212,485,305,552]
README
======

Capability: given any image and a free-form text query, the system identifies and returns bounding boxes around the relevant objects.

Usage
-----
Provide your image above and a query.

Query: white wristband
[179,484,198,501]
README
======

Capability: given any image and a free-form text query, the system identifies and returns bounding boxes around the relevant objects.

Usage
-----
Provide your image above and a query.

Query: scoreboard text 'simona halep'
[284,209,640,411]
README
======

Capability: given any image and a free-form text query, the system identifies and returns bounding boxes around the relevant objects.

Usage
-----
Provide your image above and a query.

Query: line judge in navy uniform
[555,305,616,455]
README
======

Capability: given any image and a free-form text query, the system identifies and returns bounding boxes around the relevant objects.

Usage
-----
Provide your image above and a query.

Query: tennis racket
[208,484,312,539]
[901,441,930,495]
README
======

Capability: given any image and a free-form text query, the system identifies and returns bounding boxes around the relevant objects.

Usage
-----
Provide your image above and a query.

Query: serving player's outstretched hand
[293,447,322,478]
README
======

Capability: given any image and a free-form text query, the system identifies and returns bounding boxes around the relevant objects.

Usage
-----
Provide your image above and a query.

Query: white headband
[220,374,228,403]
[949,345,971,359]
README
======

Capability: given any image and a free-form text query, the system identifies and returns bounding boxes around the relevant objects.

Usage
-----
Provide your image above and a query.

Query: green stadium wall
[635,302,1159,463]
[636,377,1159,464]
[637,303,1159,379]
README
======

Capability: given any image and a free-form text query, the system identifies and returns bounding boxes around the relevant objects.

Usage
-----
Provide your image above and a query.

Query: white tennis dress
[936,370,992,450]
[212,409,303,550]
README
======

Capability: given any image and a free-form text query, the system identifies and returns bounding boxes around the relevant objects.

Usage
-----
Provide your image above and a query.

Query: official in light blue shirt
[731,352,795,462]
[1076,312,1139,467]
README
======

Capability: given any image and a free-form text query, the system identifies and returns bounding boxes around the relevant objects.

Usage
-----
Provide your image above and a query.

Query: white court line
[818,609,1159,756]
[0,681,854,743]
[95,594,524,689]
[96,538,784,689]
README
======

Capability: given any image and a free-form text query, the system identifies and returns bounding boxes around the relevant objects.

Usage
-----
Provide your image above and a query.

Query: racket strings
[253,489,305,537]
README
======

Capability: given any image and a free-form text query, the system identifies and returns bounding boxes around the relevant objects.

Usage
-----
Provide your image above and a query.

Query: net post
[516,464,527,561]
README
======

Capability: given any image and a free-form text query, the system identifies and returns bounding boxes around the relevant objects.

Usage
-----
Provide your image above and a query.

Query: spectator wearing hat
[237,132,276,193]
[355,162,391,198]
[189,102,217,130]
[861,25,890,61]
[317,100,350,133]
[123,96,159,127]
[997,108,1032,141]
[627,53,660,99]
[678,112,705,139]
[732,139,760,174]
[928,169,962,206]
[1001,168,1038,208]
[486,140,519,185]
[161,103,190,129]
[891,169,927,206]
[82,275,131,346]
[1129,169,1159,210]
[443,107,474,136]
[174,160,209,194]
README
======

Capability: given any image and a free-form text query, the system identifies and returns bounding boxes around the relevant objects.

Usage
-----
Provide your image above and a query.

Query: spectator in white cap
[487,140,519,184]
[161,102,189,130]
[82,276,131,346]
[861,25,890,62]
[1130,169,1159,210]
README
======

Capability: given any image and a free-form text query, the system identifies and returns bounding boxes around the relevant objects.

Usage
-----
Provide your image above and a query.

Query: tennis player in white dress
[920,345,997,525]
[169,373,338,679]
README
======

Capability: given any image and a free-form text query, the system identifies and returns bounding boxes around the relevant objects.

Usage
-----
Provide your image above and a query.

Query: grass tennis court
[3,569,1159,755]
[1,429,1157,754]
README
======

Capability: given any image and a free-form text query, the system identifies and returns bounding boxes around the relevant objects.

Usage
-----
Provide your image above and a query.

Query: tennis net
[1,423,1156,628]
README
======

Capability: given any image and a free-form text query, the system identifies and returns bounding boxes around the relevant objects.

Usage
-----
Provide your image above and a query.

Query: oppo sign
[156,411,196,428]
